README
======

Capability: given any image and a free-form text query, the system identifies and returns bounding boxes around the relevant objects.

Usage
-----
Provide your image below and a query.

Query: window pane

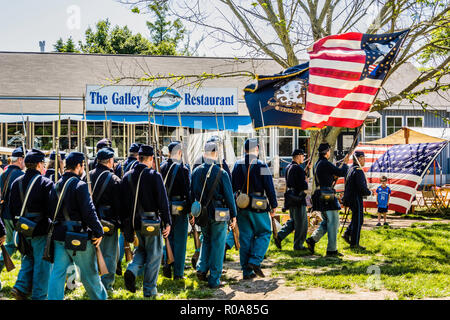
[279,137,293,156]
[395,118,402,126]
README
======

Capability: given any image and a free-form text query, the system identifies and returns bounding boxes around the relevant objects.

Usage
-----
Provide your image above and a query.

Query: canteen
[191,201,202,217]
[236,193,250,209]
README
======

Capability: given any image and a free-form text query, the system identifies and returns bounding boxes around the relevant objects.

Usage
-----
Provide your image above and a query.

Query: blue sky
[0,0,220,55]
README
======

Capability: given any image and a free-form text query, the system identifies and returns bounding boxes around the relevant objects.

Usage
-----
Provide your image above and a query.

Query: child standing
[376,176,391,226]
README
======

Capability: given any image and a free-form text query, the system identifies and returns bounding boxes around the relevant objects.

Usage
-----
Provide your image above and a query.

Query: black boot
[306,237,315,254]
[342,233,351,245]
[116,260,122,276]
[274,236,282,250]
[124,270,136,293]
[162,263,172,278]
[326,250,343,257]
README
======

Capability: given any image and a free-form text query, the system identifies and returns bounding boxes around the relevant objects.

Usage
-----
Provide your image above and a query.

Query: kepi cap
[24,149,45,164]
[138,145,154,157]
[65,152,85,167]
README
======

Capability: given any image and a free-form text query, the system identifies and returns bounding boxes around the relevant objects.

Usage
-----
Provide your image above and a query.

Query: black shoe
[162,264,172,278]
[191,252,199,269]
[208,281,226,289]
[342,233,351,245]
[124,270,136,293]
[350,245,366,251]
[196,271,208,282]
[306,237,315,254]
[174,275,185,280]
[274,236,282,250]
[326,251,344,257]
[11,287,28,300]
[116,261,122,276]
[247,263,265,278]
[243,273,257,280]
[383,222,389,227]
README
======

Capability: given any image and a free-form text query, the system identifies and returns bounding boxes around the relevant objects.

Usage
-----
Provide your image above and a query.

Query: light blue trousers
[164,214,188,278]
[196,219,228,288]
[47,241,107,300]
[277,205,308,250]
[14,235,52,300]
[100,230,119,291]
[237,210,272,277]
[311,210,340,252]
[126,231,162,296]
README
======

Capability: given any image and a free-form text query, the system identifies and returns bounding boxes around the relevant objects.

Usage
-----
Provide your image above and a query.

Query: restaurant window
[158,126,177,147]
[278,128,294,157]
[406,116,423,128]
[112,123,126,157]
[33,122,53,150]
[231,131,250,159]
[135,124,150,145]
[364,118,382,142]
[86,122,105,156]
[59,120,78,152]
[386,116,403,136]
[6,123,25,148]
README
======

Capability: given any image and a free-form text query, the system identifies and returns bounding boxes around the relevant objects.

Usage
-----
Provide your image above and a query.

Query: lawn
[0,222,449,300]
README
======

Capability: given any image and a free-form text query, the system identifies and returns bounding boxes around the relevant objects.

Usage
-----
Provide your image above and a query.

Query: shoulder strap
[163,162,177,185]
[203,167,222,208]
[132,170,145,230]
[240,159,256,194]
[125,160,137,173]
[92,170,112,205]
[1,168,17,201]
[166,163,180,198]
[199,164,215,203]
[53,177,77,222]
[18,175,40,218]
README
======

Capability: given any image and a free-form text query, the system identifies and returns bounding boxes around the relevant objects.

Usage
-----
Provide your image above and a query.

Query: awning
[366,127,448,144]
[86,113,252,132]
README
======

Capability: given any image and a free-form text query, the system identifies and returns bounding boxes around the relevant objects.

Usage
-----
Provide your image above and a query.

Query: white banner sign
[86,85,238,113]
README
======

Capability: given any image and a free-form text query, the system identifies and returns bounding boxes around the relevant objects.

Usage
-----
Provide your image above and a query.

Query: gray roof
[0,51,448,116]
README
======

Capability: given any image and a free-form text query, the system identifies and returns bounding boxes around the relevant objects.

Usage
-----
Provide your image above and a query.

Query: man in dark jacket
[231,138,277,279]
[275,148,309,251]
[160,141,191,280]
[120,145,171,297]
[8,149,54,300]
[0,147,25,292]
[342,151,372,250]
[306,143,349,257]
[47,152,107,300]
[88,147,122,291]
[191,141,237,289]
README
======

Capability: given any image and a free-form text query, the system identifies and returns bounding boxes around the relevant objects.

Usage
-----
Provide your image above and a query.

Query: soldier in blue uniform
[88,147,122,292]
[120,145,171,297]
[231,138,278,279]
[193,135,231,177]
[44,151,66,181]
[47,152,107,300]
[275,148,309,251]
[0,147,25,292]
[306,143,349,257]
[160,141,191,280]
[342,151,372,250]
[88,138,111,171]
[191,141,237,288]
[7,149,54,300]
[115,142,141,275]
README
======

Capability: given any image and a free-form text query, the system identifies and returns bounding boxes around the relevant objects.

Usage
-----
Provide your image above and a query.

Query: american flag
[335,142,448,213]
[301,30,409,129]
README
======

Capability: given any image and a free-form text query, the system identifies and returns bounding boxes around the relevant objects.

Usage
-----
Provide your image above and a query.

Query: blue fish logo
[148,87,182,111]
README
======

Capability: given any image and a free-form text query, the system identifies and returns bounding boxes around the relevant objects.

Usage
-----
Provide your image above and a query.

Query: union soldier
[121,145,171,297]
[193,135,231,177]
[231,138,277,279]
[8,149,54,300]
[44,151,66,181]
[116,142,141,275]
[88,147,122,291]
[88,138,112,171]
[191,141,237,288]
[306,143,349,257]
[160,141,191,280]
[0,147,25,291]
[342,151,372,250]
[47,152,107,300]
[275,148,309,251]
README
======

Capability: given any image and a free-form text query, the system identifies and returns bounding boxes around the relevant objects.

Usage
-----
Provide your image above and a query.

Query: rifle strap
[199,163,214,203]
[203,166,222,209]
[52,177,77,223]
[92,170,112,206]
[131,170,145,230]
[164,162,180,199]
[18,175,40,218]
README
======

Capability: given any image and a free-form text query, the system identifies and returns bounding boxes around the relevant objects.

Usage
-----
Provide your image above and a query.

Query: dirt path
[211,217,450,300]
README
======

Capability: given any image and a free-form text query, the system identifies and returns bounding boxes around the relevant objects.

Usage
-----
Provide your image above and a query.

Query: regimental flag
[335,142,448,214]
[301,29,409,130]
[244,63,309,129]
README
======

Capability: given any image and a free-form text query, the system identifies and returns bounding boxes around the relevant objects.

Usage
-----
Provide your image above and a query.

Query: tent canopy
[366,127,448,145]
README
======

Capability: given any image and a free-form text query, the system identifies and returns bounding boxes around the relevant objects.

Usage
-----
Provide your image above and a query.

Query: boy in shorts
[376,176,391,226]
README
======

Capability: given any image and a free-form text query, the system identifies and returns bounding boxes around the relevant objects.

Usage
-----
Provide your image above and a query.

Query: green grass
[1,222,449,300]
[268,222,450,299]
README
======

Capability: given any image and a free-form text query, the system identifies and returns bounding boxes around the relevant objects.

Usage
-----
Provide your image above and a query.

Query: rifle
[82,94,109,276]
[124,239,133,262]
[340,207,350,235]
[271,216,279,241]
[232,223,240,250]
[1,244,15,272]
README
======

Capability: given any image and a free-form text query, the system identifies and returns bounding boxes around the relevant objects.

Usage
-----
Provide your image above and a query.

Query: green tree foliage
[53,36,80,53]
